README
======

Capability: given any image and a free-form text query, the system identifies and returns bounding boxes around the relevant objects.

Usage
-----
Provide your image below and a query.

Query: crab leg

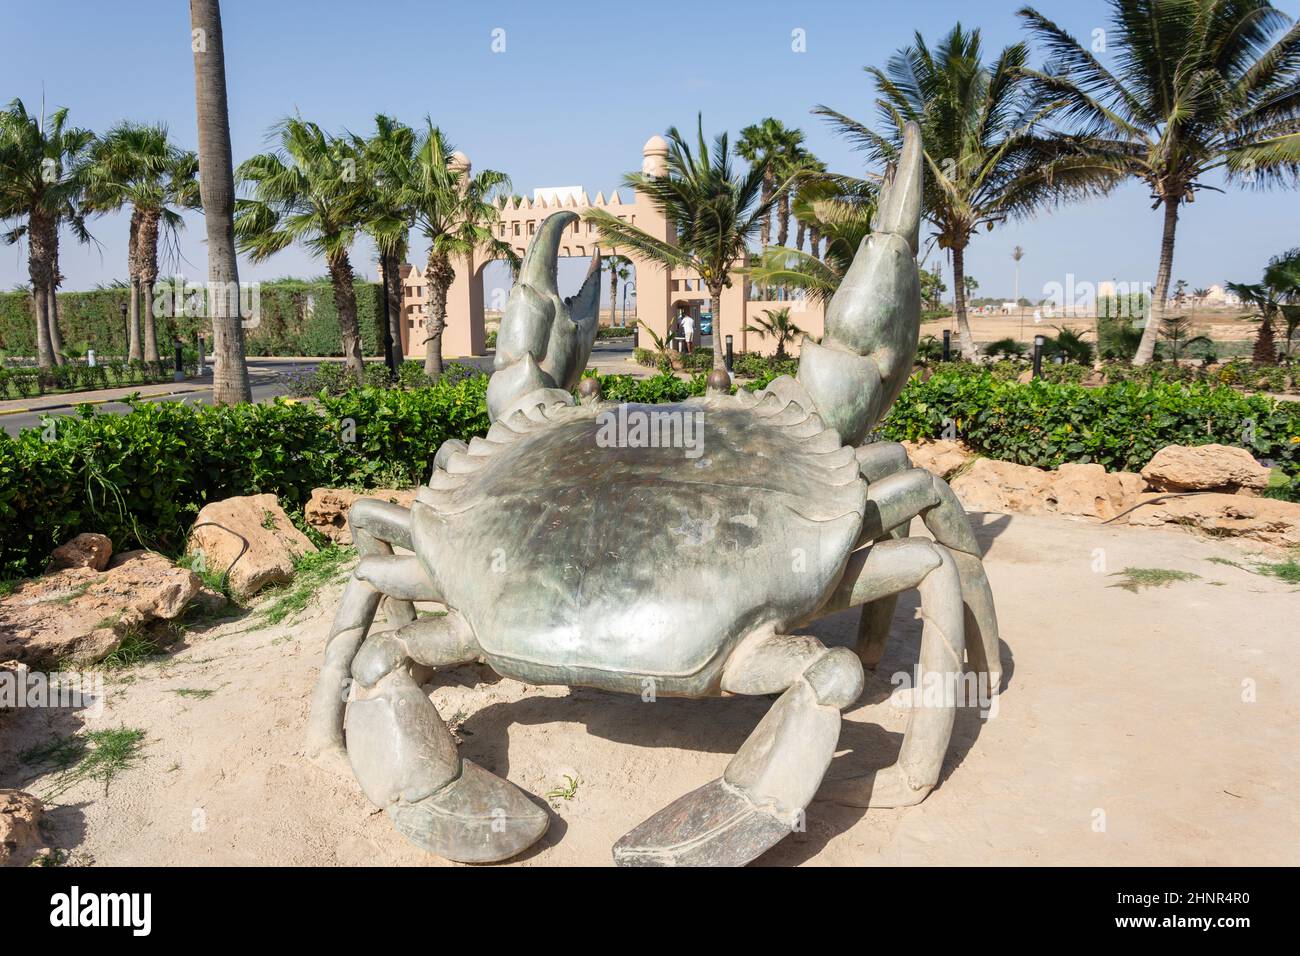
[853,459,1002,692]
[346,613,549,863]
[818,537,966,809]
[851,442,914,668]
[612,632,864,866]
[305,499,425,769]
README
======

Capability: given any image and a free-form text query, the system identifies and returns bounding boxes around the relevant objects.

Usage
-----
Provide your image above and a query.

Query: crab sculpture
[305,123,1001,866]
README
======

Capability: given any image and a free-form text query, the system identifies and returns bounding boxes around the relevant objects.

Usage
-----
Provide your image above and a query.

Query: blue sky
[2,0,1298,303]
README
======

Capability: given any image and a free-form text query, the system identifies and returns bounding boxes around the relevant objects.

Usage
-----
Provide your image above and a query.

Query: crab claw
[489,210,601,422]
[796,121,923,446]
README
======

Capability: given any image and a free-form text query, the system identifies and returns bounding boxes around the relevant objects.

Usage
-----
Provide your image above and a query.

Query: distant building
[381,135,826,359]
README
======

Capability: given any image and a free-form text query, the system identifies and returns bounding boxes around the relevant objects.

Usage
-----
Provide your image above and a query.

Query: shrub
[3,367,1294,579]
[881,371,1299,478]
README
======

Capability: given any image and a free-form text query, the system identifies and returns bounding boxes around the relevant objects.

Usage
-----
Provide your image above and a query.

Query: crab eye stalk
[487,210,602,422]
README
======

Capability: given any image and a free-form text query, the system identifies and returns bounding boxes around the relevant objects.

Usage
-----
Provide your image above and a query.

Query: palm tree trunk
[608,266,618,328]
[327,250,365,381]
[28,213,56,369]
[424,250,454,380]
[951,243,978,359]
[127,278,143,362]
[809,225,821,261]
[31,284,53,370]
[47,279,64,363]
[139,210,161,363]
[795,221,805,253]
[45,223,66,365]
[190,0,252,404]
[776,191,790,249]
[1134,199,1180,366]
[384,250,404,363]
[708,285,724,373]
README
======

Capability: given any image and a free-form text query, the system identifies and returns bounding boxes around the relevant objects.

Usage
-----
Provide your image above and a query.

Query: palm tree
[603,254,632,326]
[1158,314,1212,361]
[1265,249,1300,357]
[354,113,418,375]
[1045,324,1095,363]
[235,117,369,380]
[1229,248,1300,361]
[743,307,805,359]
[748,179,876,303]
[771,135,809,249]
[816,24,1109,359]
[389,121,515,379]
[586,115,779,375]
[1019,0,1300,365]
[190,0,251,404]
[82,122,200,364]
[734,117,802,249]
[0,99,93,369]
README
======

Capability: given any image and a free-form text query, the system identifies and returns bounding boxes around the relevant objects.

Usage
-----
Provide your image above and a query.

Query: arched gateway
[392,136,825,360]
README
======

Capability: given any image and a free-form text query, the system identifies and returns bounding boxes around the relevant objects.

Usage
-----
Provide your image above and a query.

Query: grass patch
[1256,558,1300,584]
[100,628,161,669]
[40,581,92,606]
[256,545,354,628]
[173,687,216,700]
[175,551,231,598]
[20,727,146,798]
[0,577,21,598]
[1109,567,1201,593]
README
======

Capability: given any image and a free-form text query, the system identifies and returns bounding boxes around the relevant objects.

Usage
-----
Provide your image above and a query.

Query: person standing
[681,311,696,355]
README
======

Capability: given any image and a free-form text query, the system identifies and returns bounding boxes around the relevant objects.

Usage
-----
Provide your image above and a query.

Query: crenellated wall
[392,135,824,361]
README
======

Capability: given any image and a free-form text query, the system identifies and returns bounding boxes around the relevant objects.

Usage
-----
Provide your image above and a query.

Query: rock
[951,459,1144,521]
[0,551,202,666]
[1140,443,1271,494]
[1044,463,1146,521]
[187,494,316,600]
[901,439,975,480]
[47,533,113,572]
[304,487,417,546]
[0,789,45,867]
[1122,492,1300,547]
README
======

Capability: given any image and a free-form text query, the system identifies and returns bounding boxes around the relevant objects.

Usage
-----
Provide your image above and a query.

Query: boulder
[47,533,113,572]
[1122,492,1300,547]
[951,459,1145,521]
[1140,443,1271,494]
[1044,463,1146,521]
[0,789,45,867]
[304,487,418,546]
[901,439,975,480]
[187,494,316,600]
[0,551,201,667]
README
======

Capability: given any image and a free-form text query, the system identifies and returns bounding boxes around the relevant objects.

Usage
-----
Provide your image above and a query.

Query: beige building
[391,135,825,360]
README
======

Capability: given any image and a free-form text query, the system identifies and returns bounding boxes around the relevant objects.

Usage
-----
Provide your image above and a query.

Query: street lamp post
[1032,334,1045,378]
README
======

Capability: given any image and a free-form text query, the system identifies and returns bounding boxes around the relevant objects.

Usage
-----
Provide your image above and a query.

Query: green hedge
[0,278,385,358]
[2,368,1296,578]
[881,372,1299,477]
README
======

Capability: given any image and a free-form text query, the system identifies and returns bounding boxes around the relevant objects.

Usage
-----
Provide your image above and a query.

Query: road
[1,360,318,437]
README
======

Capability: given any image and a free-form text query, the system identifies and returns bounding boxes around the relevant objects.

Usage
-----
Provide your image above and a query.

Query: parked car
[699,313,713,336]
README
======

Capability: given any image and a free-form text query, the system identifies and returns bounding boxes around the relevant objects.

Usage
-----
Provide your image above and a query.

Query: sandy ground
[3,512,1297,867]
